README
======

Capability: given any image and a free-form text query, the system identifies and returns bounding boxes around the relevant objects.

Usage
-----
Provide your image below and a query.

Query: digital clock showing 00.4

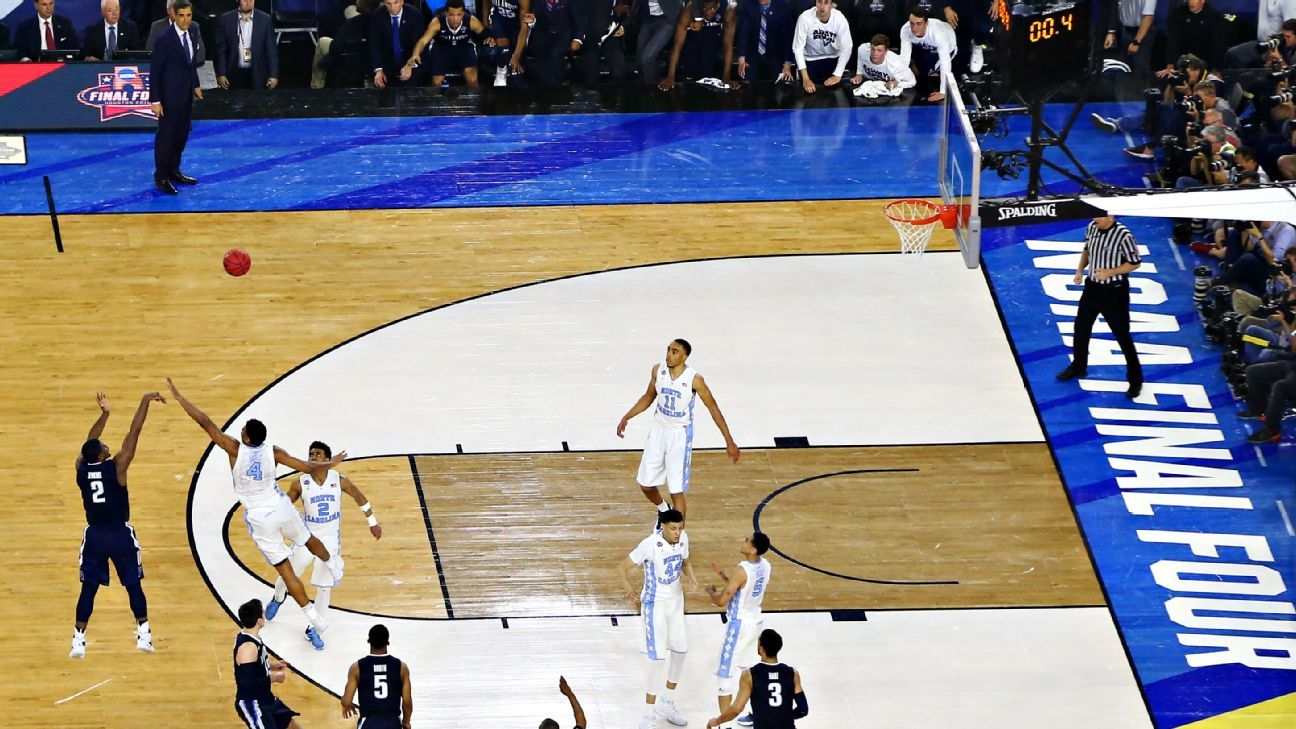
[1027,12,1075,42]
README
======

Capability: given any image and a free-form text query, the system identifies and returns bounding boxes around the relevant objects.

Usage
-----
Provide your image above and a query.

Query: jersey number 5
[90,479,105,504]
[374,673,388,699]
[768,681,783,707]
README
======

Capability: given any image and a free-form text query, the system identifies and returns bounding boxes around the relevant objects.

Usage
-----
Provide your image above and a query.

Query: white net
[885,199,944,256]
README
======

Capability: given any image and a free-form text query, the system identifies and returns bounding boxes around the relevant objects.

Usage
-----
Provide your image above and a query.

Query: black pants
[153,96,193,182]
[1071,278,1143,384]
[1246,360,1296,426]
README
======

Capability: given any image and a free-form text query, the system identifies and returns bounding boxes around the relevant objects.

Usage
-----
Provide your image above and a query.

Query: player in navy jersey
[539,676,587,729]
[707,629,806,729]
[404,0,489,89]
[71,390,166,659]
[658,0,735,90]
[342,624,413,729]
[234,599,301,729]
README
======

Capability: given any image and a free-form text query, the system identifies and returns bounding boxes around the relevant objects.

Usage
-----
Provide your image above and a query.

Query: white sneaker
[135,625,154,653]
[655,699,688,726]
[69,632,86,659]
[639,716,657,729]
[969,44,984,73]
[494,67,507,87]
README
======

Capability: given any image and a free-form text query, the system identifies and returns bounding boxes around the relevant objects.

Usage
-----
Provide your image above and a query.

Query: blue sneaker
[305,626,325,651]
[264,596,284,621]
[736,714,755,727]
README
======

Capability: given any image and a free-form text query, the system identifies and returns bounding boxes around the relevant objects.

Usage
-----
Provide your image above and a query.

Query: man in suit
[632,0,685,84]
[146,0,206,66]
[83,0,143,60]
[1,22,11,50]
[579,0,629,86]
[369,0,426,88]
[149,0,202,195]
[311,0,375,88]
[214,0,278,89]
[15,0,78,61]
[519,0,586,85]
[735,0,794,82]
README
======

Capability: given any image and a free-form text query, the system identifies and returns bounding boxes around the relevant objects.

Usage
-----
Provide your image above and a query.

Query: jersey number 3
[246,461,264,481]
[768,681,783,707]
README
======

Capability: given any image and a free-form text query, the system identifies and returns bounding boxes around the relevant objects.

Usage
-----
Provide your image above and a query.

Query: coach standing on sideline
[1057,215,1144,398]
[149,0,202,196]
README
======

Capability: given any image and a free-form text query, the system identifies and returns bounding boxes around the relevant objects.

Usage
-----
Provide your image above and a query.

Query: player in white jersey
[851,33,916,97]
[264,440,382,650]
[617,509,698,729]
[617,339,740,521]
[792,0,852,94]
[898,5,956,101]
[168,379,344,639]
[706,532,772,728]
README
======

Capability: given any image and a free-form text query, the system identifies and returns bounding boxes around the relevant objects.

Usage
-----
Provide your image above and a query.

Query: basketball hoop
[884,199,963,255]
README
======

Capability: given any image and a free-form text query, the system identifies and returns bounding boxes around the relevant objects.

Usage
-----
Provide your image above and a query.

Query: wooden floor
[0,202,1103,727]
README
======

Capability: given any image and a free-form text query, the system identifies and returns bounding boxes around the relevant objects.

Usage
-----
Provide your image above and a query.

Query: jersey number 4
[245,461,264,481]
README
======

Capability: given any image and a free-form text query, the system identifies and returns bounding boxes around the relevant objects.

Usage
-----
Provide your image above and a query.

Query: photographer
[1220,221,1296,312]
[1239,263,1296,365]
[1234,21,1296,135]
[1094,54,1208,160]
[1241,325,1296,443]
[1189,172,1264,257]
[1259,2,1296,44]
[1175,123,1236,188]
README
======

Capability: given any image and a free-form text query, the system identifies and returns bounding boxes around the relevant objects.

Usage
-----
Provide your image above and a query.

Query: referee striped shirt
[1085,219,1140,284]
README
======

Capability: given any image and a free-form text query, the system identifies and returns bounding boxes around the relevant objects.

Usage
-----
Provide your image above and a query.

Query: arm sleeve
[370,14,386,72]
[833,14,851,77]
[892,54,916,88]
[792,14,808,70]
[1164,8,1182,63]
[1121,229,1140,265]
[793,691,808,719]
[855,42,867,76]
[213,19,227,75]
[148,41,164,102]
[265,17,280,77]
[896,26,911,67]
[937,26,953,94]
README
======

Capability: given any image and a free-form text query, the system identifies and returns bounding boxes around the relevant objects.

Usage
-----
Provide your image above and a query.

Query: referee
[1057,215,1144,398]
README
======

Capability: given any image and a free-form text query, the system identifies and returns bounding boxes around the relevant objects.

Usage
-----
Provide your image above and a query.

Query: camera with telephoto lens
[1177,95,1203,112]
[1208,157,1231,172]
[1186,122,1204,136]
[1193,265,1213,303]
[1270,89,1296,105]
[1199,284,1233,320]
[1205,311,1243,345]
[1259,36,1282,54]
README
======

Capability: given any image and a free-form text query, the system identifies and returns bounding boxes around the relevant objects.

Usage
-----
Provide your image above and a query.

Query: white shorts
[243,495,312,566]
[289,530,341,588]
[715,615,762,680]
[642,599,688,659]
[636,422,692,495]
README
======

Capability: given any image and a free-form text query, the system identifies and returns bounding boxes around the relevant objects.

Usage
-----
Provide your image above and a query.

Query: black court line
[409,455,455,619]
[754,468,960,586]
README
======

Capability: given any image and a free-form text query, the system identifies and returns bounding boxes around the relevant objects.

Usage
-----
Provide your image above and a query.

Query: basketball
[223,249,251,277]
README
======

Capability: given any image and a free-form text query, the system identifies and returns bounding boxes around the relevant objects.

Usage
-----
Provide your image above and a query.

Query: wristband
[1131,40,1141,46]
[367,514,379,528]
[361,502,373,514]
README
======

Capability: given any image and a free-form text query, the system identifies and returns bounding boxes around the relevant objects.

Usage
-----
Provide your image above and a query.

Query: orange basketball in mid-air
[223,249,252,277]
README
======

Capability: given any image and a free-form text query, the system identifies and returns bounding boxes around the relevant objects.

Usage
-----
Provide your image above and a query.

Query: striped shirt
[1085,219,1139,284]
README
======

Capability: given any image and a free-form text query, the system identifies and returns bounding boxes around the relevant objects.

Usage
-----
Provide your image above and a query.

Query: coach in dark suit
[146,0,206,66]
[149,0,202,195]
[15,0,78,61]
[214,0,278,89]
[82,0,143,60]
[523,0,586,86]
[735,0,795,83]
[369,0,426,88]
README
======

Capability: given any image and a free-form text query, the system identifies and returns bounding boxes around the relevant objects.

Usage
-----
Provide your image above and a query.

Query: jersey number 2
[768,681,783,707]
[373,673,388,699]
[90,479,105,504]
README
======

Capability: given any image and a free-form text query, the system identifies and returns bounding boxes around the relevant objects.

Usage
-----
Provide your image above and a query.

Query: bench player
[168,378,344,640]
[616,339,740,520]
[71,391,166,658]
[265,440,382,651]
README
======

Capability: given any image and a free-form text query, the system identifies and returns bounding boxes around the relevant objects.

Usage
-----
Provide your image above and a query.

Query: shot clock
[991,0,1093,91]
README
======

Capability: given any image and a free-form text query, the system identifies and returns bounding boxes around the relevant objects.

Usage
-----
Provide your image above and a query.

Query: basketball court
[1,64,1294,728]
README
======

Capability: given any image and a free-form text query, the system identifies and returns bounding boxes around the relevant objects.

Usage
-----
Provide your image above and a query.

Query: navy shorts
[430,42,479,75]
[489,9,520,41]
[235,697,298,729]
[79,522,143,586]
[355,715,403,729]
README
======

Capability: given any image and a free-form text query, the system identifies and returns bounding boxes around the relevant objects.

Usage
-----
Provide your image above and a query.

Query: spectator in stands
[898,4,954,102]
[404,0,488,89]
[851,32,914,98]
[15,0,78,61]
[579,0,629,87]
[521,0,586,86]
[1219,221,1296,309]
[311,0,376,89]
[1189,172,1264,259]
[634,0,686,85]
[659,0,730,89]
[1242,318,1296,442]
[214,0,278,89]
[82,0,142,60]
[146,0,205,66]
[1259,0,1296,42]
[1161,0,1226,74]
[1104,0,1156,75]
[793,0,851,94]
[734,0,795,83]
[370,0,427,88]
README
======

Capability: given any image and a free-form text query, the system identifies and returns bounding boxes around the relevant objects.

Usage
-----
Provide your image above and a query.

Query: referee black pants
[1071,279,1143,385]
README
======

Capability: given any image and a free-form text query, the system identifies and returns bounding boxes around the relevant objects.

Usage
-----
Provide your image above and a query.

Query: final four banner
[0,62,156,131]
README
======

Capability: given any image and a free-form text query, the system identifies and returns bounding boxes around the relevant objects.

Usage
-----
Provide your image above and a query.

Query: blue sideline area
[0,103,1138,215]
[982,216,1296,727]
